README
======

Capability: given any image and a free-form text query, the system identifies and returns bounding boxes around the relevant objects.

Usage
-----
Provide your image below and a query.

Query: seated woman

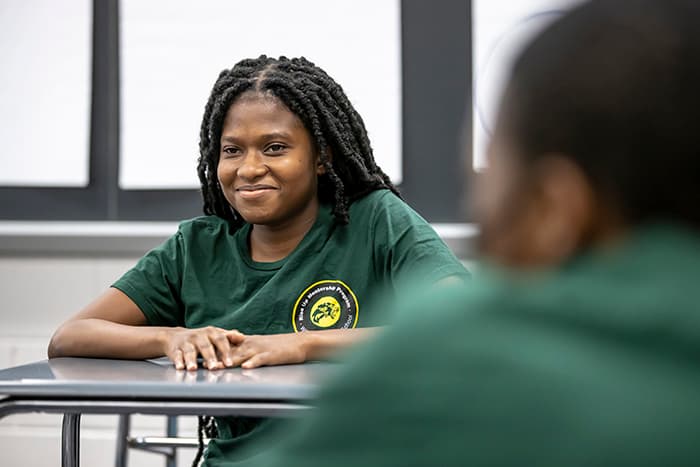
[47,56,467,464]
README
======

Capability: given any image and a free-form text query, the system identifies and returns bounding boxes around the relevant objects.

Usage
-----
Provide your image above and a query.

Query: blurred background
[0,0,573,465]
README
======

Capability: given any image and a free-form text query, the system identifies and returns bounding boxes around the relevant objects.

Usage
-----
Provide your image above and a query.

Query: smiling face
[217,92,324,229]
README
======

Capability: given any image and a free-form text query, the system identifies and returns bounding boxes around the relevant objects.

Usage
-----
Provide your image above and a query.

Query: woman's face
[217,92,324,229]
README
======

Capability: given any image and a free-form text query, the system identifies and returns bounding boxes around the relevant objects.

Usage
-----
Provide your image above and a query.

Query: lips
[235,184,277,200]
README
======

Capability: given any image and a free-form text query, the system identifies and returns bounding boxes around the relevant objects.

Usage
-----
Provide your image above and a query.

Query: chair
[115,415,203,467]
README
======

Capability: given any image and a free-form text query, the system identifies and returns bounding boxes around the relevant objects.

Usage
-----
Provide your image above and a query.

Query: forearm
[301,327,381,361]
[48,318,172,360]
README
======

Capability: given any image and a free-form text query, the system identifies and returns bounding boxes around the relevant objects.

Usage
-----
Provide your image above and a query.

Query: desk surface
[0,358,334,467]
[0,357,335,401]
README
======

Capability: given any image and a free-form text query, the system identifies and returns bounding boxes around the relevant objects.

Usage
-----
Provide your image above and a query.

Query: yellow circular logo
[309,296,341,328]
[292,280,359,332]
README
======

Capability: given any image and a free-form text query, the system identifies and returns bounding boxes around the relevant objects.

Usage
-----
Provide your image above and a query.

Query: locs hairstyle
[197,55,400,228]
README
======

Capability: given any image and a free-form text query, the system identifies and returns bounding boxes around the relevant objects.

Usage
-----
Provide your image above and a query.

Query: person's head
[474,0,700,268]
[197,55,399,229]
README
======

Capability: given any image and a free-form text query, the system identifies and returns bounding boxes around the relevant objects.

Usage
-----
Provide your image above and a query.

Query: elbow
[47,327,67,359]
[47,342,57,359]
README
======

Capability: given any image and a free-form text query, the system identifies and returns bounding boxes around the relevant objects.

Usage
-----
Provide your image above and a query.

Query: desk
[0,357,333,467]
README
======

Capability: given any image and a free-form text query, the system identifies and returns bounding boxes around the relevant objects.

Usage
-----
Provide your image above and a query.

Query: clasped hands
[163,326,308,371]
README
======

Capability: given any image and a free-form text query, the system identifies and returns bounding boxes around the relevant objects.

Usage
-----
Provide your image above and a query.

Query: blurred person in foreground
[234,0,700,466]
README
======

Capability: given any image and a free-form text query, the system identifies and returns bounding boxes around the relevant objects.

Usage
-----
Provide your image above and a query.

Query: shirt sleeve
[371,192,470,286]
[111,229,185,327]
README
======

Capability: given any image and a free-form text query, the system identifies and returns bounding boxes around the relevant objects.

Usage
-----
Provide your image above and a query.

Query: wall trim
[0,222,478,258]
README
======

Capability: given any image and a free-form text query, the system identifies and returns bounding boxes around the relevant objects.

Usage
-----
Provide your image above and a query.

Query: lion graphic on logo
[310,297,341,327]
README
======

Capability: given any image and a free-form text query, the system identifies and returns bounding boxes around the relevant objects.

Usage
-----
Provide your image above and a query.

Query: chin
[236,210,277,226]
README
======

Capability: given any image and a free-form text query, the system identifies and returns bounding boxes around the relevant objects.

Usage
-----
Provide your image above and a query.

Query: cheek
[472,158,513,235]
[281,155,318,185]
[473,159,533,264]
[215,161,237,206]
[216,159,234,184]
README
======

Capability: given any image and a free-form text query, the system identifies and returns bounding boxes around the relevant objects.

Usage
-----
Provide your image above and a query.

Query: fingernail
[225,358,233,366]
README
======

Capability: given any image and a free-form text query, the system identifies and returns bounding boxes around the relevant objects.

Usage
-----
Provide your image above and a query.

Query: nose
[236,152,268,181]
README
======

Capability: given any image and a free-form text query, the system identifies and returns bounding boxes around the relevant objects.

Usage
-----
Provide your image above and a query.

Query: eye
[265,143,287,154]
[221,146,242,157]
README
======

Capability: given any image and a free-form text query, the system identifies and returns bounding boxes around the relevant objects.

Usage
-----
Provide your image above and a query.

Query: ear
[316,146,333,175]
[524,155,597,265]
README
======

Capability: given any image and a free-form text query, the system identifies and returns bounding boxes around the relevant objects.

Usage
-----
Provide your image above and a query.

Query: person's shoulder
[349,189,425,225]
[177,215,230,230]
[175,215,233,238]
[350,189,402,212]
[380,276,513,346]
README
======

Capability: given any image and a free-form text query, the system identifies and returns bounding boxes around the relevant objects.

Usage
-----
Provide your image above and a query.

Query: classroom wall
[0,251,206,466]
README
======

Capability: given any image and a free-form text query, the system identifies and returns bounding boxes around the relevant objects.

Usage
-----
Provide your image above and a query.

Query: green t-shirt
[242,224,700,467]
[113,190,466,332]
[112,189,468,462]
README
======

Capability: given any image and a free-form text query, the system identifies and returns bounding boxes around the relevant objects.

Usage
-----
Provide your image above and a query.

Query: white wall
[0,254,203,467]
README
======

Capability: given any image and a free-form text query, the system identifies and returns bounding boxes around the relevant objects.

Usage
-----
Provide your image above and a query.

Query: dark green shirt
[112,189,468,462]
[113,190,466,332]
[243,225,700,467]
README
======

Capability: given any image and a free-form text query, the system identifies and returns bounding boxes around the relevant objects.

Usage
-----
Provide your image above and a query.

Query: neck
[248,205,320,263]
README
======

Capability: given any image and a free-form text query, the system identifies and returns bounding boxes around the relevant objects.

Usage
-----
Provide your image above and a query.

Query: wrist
[299,331,320,361]
[155,327,177,355]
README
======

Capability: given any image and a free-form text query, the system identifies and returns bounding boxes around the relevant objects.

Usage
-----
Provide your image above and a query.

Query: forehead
[221,92,306,135]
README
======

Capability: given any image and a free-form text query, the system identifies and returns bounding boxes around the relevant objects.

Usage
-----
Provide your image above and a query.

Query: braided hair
[191,415,217,467]
[197,55,400,228]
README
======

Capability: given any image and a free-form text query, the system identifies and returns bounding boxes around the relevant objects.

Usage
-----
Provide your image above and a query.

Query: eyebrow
[220,132,294,143]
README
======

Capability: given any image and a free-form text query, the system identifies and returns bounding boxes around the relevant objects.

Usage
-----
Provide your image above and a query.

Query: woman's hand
[164,328,377,371]
[229,333,311,369]
[163,326,245,371]
[229,329,379,369]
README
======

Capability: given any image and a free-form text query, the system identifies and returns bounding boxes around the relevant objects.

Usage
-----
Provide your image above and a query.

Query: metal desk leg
[62,413,81,467]
[115,414,131,467]
[165,415,178,467]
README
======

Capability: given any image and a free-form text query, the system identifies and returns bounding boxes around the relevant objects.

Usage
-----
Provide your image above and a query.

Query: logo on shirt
[292,280,359,332]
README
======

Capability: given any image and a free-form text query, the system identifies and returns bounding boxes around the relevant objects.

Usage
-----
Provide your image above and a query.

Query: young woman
[48,56,468,464]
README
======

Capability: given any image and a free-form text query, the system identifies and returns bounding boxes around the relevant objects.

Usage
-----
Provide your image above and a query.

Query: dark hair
[197,55,399,227]
[502,0,700,227]
[192,415,217,467]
